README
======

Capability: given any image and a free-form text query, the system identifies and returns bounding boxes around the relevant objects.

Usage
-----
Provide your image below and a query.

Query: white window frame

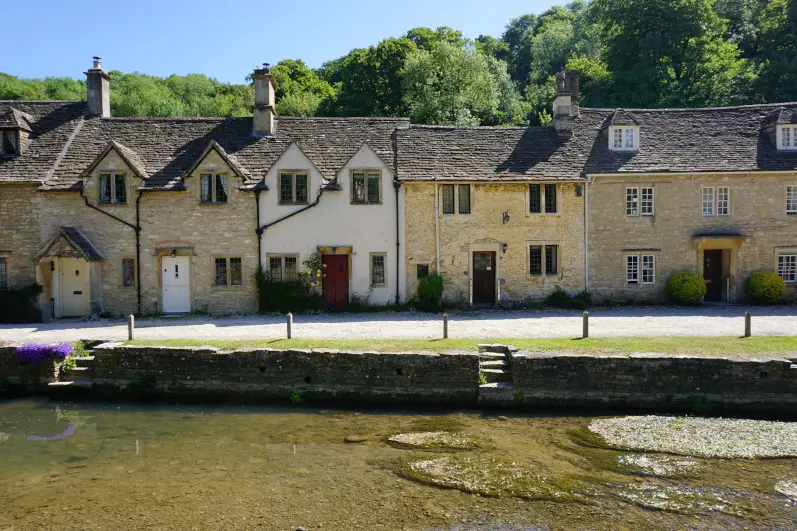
[641,187,654,216]
[717,186,730,216]
[787,186,797,216]
[702,187,715,216]
[626,255,639,284]
[641,254,656,284]
[778,254,797,283]
[626,187,639,216]
[627,254,655,284]
[778,125,797,150]
[609,126,639,151]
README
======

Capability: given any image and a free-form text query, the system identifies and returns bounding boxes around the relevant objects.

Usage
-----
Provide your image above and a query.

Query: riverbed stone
[388,431,479,450]
[612,483,741,515]
[344,435,368,443]
[617,454,702,477]
[775,479,797,501]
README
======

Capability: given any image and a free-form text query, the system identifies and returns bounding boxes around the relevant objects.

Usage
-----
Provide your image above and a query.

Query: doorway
[59,257,89,317]
[322,254,349,309]
[472,251,497,305]
[162,256,191,313]
[703,249,724,302]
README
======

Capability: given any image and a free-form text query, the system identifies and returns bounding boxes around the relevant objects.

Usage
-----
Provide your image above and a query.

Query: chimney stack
[85,56,111,118]
[552,70,580,135]
[252,63,276,136]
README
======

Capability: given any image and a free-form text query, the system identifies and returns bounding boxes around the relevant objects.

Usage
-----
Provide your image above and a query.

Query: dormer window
[99,173,127,204]
[610,126,639,151]
[778,125,797,150]
[2,130,18,155]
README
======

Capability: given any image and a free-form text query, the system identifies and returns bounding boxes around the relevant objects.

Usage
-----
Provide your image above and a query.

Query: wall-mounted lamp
[502,211,510,224]
[169,249,177,258]
[502,243,508,254]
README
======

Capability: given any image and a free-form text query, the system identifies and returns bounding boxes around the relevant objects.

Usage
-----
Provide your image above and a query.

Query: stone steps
[61,367,94,380]
[73,356,95,367]
[478,359,507,369]
[480,368,511,383]
[478,343,515,389]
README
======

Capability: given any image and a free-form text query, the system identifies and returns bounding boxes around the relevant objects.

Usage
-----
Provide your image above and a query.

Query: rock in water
[344,435,368,443]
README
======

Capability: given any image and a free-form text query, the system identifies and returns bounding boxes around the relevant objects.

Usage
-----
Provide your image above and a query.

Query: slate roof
[0,101,86,183]
[35,226,105,262]
[44,116,409,190]
[0,107,33,131]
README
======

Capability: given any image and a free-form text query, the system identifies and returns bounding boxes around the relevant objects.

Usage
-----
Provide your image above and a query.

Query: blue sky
[6,0,557,83]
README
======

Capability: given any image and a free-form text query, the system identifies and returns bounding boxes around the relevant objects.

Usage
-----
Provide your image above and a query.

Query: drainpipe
[434,183,440,273]
[394,180,401,304]
[254,188,263,273]
[259,188,325,233]
[584,179,589,292]
[79,186,142,314]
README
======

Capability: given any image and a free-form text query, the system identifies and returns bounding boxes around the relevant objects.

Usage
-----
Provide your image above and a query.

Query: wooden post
[443,313,448,339]
[582,311,589,339]
[127,314,135,341]
[744,312,751,338]
[287,313,293,339]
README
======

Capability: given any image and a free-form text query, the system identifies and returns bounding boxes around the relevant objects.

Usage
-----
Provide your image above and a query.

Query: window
[279,172,309,204]
[702,187,715,216]
[641,255,655,284]
[626,187,639,216]
[200,173,228,204]
[0,257,6,290]
[99,173,126,204]
[545,245,558,275]
[778,255,797,283]
[2,130,18,155]
[370,253,386,287]
[610,126,638,150]
[351,170,381,204]
[529,245,559,275]
[641,187,654,216]
[529,246,543,275]
[627,254,655,284]
[529,184,558,214]
[416,264,429,280]
[214,257,243,287]
[779,126,797,150]
[441,184,470,214]
[787,186,797,215]
[717,186,730,216]
[626,255,639,284]
[268,255,298,282]
[122,259,136,287]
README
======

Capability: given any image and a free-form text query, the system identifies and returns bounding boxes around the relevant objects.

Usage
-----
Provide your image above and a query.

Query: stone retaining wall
[0,345,57,393]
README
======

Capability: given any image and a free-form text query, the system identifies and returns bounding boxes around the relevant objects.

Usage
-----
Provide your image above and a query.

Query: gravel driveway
[0,306,795,343]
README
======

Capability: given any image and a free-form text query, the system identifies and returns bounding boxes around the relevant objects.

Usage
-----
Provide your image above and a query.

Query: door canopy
[35,227,105,263]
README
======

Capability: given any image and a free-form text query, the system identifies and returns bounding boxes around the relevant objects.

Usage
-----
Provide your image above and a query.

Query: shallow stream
[1,399,796,530]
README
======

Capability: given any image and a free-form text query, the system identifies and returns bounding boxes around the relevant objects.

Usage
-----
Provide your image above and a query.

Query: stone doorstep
[479,360,507,368]
[48,380,94,388]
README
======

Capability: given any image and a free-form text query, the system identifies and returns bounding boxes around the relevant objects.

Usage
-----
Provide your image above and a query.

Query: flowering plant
[16,343,73,365]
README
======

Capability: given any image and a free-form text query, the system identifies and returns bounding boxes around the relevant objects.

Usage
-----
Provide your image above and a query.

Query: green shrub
[544,286,571,308]
[570,290,592,310]
[255,271,324,314]
[418,274,444,311]
[745,271,786,304]
[666,272,707,305]
[0,283,43,323]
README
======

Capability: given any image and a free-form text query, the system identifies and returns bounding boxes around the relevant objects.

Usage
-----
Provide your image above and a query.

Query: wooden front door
[162,256,191,313]
[703,250,723,302]
[322,255,349,309]
[60,257,89,317]
[472,251,497,305]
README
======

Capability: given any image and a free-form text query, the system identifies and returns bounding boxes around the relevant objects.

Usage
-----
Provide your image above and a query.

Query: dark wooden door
[472,251,496,305]
[322,255,349,309]
[703,250,723,302]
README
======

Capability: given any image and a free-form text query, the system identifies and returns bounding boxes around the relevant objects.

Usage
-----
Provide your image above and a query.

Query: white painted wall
[259,143,405,305]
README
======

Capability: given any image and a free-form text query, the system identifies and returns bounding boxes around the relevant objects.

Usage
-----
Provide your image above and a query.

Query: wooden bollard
[127,314,135,341]
[287,312,293,339]
[443,313,448,339]
[744,312,751,337]
[582,311,589,339]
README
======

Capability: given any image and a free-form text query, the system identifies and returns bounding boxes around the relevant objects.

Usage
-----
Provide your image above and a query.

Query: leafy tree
[406,26,466,50]
[475,35,510,62]
[756,0,797,102]
[271,59,335,116]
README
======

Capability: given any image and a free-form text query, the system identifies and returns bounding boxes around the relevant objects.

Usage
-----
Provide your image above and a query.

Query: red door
[322,255,349,309]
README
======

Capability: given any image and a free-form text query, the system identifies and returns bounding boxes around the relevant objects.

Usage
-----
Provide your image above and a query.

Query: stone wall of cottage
[404,182,585,305]
[0,184,41,289]
[588,173,797,302]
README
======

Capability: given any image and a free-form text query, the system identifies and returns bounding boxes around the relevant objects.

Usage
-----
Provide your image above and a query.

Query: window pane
[214,258,228,286]
[352,173,365,203]
[99,174,111,203]
[113,174,127,204]
[788,186,797,215]
[442,184,455,214]
[624,128,635,148]
[200,174,212,202]
[545,184,557,213]
[626,255,639,283]
[295,174,308,204]
[269,257,283,281]
[702,188,714,216]
[0,257,6,290]
[367,173,380,203]
[215,174,228,203]
[371,255,385,286]
[642,255,655,284]
[122,259,135,287]
[545,245,558,275]
[2,131,16,155]
[458,184,471,214]
[717,186,730,216]
[279,174,294,203]
[529,184,541,213]
[641,187,654,216]
[284,257,298,281]
[613,128,623,149]
[416,264,429,280]
[626,187,639,216]
[785,127,793,148]
[529,246,542,275]
[779,255,797,283]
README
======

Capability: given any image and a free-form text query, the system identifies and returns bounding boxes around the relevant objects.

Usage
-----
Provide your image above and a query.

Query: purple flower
[16,343,73,365]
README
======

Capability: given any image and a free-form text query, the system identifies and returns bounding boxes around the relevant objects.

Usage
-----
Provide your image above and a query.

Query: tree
[501,14,537,84]
[756,0,797,102]
[271,59,335,116]
[406,26,466,50]
[475,35,510,62]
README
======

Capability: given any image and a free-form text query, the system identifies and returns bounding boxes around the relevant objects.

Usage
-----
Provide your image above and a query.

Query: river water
[1,399,795,530]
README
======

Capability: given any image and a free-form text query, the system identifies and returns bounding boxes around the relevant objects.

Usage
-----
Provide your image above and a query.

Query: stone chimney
[552,70,580,135]
[85,57,111,118]
[252,63,276,136]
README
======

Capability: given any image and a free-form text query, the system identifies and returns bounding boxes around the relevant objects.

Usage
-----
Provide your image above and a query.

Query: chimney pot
[85,57,111,118]
[93,56,102,69]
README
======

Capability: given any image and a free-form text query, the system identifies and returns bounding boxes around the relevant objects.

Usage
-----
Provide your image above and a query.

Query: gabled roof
[775,107,797,124]
[35,226,105,262]
[0,107,33,132]
[609,109,641,126]
[183,139,251,181]
[79,140,150,180]
[0,101,86,184]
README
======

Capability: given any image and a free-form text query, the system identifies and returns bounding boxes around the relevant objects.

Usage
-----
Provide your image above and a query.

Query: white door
[60,257,89,317]
[162,256,191,313]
